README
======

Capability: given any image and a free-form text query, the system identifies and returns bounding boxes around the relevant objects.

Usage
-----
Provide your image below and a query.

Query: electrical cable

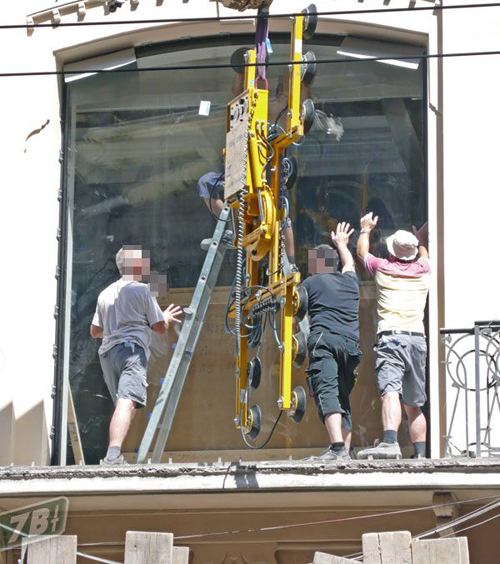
[8,3,500,30]
[417,496,500,539]
[73,494,500,548]
[175,494,500,541]
[343,496,500,560]
[3,50,500,78]
[240,409,283,449]
[443,510,500,538]
[76,553,122,564]
[207,170,232,223]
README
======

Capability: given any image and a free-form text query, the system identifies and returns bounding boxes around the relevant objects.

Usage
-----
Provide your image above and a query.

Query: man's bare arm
[413,222,429,259]
[357,212,379,260]
[331,222,355,273]
[202,198,224,217]
[90,324,103,339]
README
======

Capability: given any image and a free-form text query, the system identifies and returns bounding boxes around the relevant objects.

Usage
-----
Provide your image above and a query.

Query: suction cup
[230,47,249,74]
[282,155,299,190]
[247,357,262,390]
[302,98,316,135]
[290,386,307,423]
[293,285,308,320]
[301,50,317,86]
[303,4,318,40]
[230,46,270,74]
[293,331,307,368]
[245,405,262,440]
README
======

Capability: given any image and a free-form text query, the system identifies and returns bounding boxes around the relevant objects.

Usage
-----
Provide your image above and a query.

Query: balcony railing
[440,321,500,458]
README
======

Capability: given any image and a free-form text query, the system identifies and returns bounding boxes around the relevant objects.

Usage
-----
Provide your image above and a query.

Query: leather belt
[378,330,425,338]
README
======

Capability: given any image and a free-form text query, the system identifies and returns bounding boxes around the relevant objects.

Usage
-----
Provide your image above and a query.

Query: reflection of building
[1,1,500,562]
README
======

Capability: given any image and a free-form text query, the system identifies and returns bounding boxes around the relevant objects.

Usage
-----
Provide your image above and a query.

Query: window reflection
[64,35,426,464]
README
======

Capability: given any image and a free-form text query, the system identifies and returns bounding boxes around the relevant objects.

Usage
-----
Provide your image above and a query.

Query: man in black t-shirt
[302,222,361,461]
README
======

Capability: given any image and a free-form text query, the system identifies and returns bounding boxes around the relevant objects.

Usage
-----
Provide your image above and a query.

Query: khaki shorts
[99,342,148,408]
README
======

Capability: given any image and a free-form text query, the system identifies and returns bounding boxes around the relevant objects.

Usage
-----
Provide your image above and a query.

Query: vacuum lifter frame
[136,5,316,462]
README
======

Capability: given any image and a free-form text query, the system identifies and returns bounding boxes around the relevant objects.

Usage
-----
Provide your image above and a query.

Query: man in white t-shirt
[90,246,182,465]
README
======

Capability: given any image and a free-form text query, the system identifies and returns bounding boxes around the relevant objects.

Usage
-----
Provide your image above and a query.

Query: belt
[378,330,424,338]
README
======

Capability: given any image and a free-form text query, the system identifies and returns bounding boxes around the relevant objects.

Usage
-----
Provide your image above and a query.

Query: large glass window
[60,34,426,464]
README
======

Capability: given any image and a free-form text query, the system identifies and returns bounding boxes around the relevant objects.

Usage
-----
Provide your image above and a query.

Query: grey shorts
[375,334,427,407]
[99,342,148,408]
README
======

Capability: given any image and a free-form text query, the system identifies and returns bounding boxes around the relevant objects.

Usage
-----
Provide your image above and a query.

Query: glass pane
[63,35,425,464]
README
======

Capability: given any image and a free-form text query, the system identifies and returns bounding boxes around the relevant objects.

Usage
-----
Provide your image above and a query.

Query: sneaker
[305,446,351,462]
[100,454,128,466]
[357,441,402,460]
[411,454,426,460]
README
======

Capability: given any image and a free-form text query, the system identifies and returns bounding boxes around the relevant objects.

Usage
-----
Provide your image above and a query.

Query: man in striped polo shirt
[356,213,430,459]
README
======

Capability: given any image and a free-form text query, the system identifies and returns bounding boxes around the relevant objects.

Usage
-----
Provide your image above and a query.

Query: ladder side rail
[150,237,229,462]
[136,206,231,463]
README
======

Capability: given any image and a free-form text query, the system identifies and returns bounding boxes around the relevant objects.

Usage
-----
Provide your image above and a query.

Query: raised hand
[412,222,428,247]
[360,212,379,232]
[163,304,183,327]
[331,221,354,248]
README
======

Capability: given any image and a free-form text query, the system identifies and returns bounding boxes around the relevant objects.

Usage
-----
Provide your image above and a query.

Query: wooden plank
[124,531,173,564]
[363,531,412,564]
[67,388,85,464]
[313,552,357,563]
[26,535,77,564]
[412,537,470,564]
[173,546,190,563]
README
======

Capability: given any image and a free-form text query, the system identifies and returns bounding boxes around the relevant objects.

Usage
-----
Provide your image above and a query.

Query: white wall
[0,0,498,463]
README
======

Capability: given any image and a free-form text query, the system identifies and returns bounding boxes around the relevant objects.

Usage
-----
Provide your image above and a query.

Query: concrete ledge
[0,459,499,498]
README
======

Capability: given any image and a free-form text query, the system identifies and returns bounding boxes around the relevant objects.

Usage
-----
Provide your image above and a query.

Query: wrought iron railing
[440,321,500,458]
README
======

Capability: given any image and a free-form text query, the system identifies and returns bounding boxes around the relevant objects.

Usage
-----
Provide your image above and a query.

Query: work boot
[357,441,402,460]
[100,454,128,466]
[305,445,351,462]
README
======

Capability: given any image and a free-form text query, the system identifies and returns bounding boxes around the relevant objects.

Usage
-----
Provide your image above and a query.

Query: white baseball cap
[386,230,419,261]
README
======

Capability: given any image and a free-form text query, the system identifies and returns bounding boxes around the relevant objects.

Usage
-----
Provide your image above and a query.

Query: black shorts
[306,331,361,430]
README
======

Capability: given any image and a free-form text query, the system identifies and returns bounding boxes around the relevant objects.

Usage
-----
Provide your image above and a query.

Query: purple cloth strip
[255,10,269,84]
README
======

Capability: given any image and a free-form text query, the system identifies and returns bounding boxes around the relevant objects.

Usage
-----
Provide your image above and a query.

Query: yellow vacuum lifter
[225,5,317,442]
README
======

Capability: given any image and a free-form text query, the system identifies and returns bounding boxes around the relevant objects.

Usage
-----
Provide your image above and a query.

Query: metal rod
[474,324,482,458]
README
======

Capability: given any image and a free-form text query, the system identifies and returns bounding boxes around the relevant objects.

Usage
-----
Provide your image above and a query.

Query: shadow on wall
[0,401,50,466]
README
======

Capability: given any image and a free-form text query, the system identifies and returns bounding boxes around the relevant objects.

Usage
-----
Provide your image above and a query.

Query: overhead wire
[5,3,500,30]
[343,496,500,560]
[442,510,500,538]
[72,494,500,551]
[174,493,500,541]
[2,50,500,78]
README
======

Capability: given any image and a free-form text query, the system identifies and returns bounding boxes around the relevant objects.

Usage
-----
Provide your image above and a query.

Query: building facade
[1,0,500,562]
